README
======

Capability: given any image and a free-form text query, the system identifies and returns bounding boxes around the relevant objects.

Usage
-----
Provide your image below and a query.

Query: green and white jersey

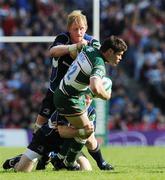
[59,46,106,96]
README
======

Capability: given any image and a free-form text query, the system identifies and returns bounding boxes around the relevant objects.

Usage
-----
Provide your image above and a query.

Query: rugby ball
[102,76,112,93]
[87,76,112,98]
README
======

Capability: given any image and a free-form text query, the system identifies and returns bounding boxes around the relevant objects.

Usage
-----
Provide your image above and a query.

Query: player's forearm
[92,86,111,100]
[95,91,111,100]
[49,41,86,59]
[58,125,79,138]
[49,45,70,57]
[58,125,94,139]
[90,78,111,100]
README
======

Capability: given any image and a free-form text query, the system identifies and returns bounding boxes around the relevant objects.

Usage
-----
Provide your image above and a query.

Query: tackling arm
[57,124,94,139]
[49,39,88,58]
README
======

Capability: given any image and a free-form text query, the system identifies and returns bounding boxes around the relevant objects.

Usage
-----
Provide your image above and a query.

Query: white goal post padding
[0,36,55,43]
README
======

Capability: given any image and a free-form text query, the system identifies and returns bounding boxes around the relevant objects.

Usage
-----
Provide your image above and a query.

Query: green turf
[0,146,165,180]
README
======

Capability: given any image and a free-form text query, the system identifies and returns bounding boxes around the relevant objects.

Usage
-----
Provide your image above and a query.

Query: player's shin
[64,137,86,167]
[88,142,104,166]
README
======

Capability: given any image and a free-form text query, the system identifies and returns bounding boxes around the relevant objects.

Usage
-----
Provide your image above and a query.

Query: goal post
[92,0,108,145]
[0,36,54,43]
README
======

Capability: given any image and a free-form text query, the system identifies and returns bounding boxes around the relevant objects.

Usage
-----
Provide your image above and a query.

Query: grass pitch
[0,146,165,180]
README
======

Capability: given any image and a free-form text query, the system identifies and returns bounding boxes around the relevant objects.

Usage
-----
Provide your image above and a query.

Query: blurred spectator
[142,102,161,124]
[1,0,165,130]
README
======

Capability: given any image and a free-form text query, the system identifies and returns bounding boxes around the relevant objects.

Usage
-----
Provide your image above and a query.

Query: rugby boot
[3,154,22,170]
[98,161,114,170]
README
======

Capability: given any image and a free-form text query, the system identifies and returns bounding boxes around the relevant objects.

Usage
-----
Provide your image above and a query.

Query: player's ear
[108,48,114,55]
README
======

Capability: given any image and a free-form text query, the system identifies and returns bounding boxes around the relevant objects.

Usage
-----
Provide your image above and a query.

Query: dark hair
[100,35,127,53]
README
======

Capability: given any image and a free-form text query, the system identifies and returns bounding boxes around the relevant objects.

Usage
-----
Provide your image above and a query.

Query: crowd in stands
[0,0,165,131]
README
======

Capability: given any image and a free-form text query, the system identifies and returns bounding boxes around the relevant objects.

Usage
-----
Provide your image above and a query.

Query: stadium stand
[0,0,165,130]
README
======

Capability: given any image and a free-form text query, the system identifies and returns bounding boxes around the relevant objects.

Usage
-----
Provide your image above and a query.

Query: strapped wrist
[78,129,86,136]
[68,44,77,52]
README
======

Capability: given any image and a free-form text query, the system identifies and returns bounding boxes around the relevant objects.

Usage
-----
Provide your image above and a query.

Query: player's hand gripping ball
[102,76,112,94]
[88,76,112,98]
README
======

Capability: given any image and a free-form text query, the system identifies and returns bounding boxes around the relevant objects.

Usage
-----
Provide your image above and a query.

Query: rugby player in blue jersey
[34,10,100,130]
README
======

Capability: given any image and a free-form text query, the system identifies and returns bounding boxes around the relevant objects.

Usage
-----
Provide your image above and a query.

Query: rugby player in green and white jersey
[51,35,127,170]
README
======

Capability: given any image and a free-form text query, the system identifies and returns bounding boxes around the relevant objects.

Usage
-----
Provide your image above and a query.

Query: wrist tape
[68,44,77,52]
[78,129,86,136]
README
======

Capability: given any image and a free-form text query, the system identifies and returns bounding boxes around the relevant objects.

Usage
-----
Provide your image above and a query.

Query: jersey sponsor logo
[92,41,101,49]
[52,58,58,67]
[43,108,50,115]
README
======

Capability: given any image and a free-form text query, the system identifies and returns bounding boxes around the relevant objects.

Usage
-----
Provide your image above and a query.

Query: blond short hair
[67,10,88,29]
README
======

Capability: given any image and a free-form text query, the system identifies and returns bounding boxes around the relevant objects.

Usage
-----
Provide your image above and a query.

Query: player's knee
[78,125,94,139]
[77,156,92,171]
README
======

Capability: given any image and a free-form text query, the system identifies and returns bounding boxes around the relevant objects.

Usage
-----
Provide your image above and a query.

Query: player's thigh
[54,89,87,116]
[66,111,90,128]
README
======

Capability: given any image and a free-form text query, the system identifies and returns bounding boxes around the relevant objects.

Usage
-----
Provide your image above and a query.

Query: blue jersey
[49,32,100,92]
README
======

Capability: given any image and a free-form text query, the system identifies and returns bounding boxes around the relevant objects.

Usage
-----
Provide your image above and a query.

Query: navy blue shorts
[38,89,56,119]
[28,125,64,156]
